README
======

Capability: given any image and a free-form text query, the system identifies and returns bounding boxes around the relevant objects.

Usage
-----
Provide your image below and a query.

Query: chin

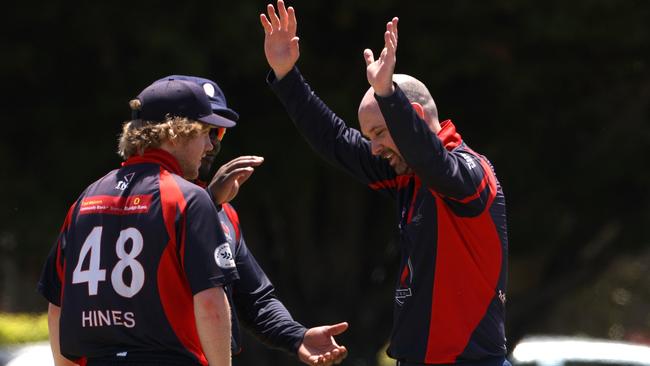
[183,168,200,180]
[393,163,410,175]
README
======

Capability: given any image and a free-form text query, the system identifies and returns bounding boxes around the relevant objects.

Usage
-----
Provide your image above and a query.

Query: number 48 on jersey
[72,226,145,298]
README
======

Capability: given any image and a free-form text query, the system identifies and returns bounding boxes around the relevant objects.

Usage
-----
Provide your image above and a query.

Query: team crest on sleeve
[214,243,235,269]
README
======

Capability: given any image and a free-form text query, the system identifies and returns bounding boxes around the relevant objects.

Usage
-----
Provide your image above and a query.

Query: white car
[511,335,650,366]
[1,342,53,366]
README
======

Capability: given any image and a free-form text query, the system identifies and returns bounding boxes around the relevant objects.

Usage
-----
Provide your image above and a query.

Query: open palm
[364,17,399,97]
[260,0,300,80]
[298,322,348,365]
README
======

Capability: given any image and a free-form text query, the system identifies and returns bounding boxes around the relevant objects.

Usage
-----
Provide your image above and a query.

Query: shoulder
[173,175,214,203]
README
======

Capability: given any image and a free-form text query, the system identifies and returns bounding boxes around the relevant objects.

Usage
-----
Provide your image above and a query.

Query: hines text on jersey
[82,310,135,328]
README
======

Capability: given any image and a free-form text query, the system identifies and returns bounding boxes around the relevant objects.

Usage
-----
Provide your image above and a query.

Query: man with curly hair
[39,79,237,366]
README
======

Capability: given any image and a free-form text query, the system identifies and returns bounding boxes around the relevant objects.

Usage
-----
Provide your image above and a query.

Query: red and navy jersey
[269,68,508,364]
[38,149,238,365]
[213,203,307,355]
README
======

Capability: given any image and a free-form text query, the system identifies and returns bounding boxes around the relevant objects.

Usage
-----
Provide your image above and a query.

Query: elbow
[194,287,229,320]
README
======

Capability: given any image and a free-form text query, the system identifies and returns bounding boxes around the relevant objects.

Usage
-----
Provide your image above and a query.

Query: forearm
[194,287,232,366]
[244,298,307,353]
[268,68,393,186]
[234,244,307,353]
[48,304,77,366]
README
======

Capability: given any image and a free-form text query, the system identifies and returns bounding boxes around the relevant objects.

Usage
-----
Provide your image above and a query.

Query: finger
[392,17,399,41]
[260,14,273,34]
[224,158,264,172]
[333,348,346,365]
[386,23,397,48]
[327,322,349,336]
[384,30,394,51]
[235,168,255,185]
[278,0,289,30]
[288,6,297,36]
[322,353,333,366]
[267,4,281,30]
[379,46,388,61]
[291,36,300,54]
[220,156,264,170]
[336,346,348,362]
[228,155,265,165]
[339,346,348,357]
[363,49,375,66]
[224,167,254,181]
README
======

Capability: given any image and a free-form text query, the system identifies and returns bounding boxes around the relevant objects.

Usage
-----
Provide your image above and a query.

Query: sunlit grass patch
[0,313,48,345]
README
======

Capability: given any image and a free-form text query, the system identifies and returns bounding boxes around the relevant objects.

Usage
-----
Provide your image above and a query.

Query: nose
[370,139,383,156]
[205,133,214,152]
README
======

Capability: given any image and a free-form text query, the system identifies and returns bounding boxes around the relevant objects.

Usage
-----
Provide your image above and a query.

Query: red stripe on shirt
[435,154,497,209]
[158,169,207,366]
[368,175,411,191]
[56,202,77,302]
[424,196,502,363]
[407,178,422,223]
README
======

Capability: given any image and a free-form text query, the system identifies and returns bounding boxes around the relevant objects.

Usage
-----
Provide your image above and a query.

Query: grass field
[0,313,48,345]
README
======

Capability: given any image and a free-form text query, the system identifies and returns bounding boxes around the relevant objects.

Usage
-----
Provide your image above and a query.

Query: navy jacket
[39,149,238,365]
[269,68,508,364]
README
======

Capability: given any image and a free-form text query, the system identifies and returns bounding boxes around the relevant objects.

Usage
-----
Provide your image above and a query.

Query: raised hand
[298,322,349,366]
[364,17,399,97]
[208,156,264,204]
[260,0,299,80]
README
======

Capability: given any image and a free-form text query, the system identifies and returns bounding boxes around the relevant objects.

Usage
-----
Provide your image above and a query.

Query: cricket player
[261,1,510,365]
[39,78,237,366]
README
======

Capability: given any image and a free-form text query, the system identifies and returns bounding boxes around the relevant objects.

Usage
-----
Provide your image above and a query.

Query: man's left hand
[298,322,349,366]
[364,17,399,97]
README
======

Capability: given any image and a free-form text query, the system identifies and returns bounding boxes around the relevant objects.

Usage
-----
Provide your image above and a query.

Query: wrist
[273,67,290,81]
[374,83,395,98]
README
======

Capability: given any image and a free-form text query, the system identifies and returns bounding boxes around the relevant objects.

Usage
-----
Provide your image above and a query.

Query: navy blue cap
[135,79,236,128]
[156,75,239,125]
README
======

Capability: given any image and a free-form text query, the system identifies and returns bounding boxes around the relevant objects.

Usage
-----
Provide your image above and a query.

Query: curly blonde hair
[117,99,209,159]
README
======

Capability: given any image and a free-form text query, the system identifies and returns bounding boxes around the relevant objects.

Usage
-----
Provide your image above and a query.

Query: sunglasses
[209,127,227,143]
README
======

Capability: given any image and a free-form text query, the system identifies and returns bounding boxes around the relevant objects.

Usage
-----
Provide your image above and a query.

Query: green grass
[0,313,48,345]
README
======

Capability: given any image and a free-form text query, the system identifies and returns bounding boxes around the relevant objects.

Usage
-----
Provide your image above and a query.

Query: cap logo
[202,83,215,98]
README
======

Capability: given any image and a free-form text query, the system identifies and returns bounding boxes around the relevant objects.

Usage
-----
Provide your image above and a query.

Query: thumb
[363,49,374,66]
[327,322,349,336]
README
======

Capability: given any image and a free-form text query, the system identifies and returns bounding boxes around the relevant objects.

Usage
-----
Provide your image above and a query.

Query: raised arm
[365,19,496,206]
[261,1,397,195]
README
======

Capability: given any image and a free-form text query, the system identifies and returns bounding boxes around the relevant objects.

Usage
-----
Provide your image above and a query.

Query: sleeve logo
[214,243,236,269]
[460,153,477,169]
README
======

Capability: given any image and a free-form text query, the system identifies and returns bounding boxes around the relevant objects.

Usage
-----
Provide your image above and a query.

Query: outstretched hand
[298,322,349,366]
[364,17,399,97]
[208,156,264,204]
[261,0,299,80]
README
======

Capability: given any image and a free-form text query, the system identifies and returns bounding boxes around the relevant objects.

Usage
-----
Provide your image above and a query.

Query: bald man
[261,2,509,366]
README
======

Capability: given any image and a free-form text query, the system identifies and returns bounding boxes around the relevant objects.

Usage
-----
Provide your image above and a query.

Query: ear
[410,102,425,119]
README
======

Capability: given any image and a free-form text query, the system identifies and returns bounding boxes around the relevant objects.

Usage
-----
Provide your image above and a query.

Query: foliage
[0,313,48,345]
